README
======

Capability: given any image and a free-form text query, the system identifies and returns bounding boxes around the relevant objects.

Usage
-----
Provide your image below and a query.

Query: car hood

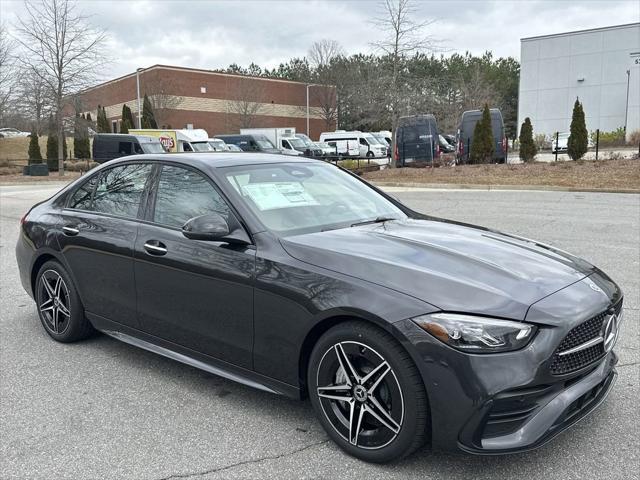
[281,218,595,321]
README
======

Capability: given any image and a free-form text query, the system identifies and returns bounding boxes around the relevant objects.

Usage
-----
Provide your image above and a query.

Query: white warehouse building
[518,23,640,140]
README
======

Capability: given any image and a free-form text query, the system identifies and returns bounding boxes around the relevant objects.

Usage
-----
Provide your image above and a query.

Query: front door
[134,164,255,368]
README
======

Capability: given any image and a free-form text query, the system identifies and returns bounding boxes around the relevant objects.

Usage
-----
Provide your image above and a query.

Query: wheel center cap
[353,385,367,403]
[53,298,59,307]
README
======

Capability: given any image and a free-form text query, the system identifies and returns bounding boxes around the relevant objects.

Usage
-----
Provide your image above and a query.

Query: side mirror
[182,213,251,245]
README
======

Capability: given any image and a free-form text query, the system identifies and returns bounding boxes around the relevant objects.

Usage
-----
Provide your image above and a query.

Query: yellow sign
[130,129,179,152]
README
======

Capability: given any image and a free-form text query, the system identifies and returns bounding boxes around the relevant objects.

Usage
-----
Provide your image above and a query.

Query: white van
[240,128,303,156]
[319,131,386,158]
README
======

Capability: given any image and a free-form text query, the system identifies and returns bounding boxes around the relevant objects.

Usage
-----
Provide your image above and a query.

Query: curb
[372,182,640,194]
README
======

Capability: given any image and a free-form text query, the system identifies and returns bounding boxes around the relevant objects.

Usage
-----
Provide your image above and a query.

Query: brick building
[75,64,336,140]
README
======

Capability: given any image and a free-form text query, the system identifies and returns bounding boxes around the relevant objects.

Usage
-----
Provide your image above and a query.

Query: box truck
[129,129,213,153]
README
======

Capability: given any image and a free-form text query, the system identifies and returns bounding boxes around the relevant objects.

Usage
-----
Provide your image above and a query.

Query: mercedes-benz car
[15,153,622,463]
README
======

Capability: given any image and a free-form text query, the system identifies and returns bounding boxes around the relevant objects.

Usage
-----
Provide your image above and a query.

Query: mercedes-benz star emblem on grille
[602,313,619,352]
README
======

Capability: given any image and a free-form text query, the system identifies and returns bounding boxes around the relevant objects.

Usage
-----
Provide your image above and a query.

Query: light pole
[136,68,143,129]
[306,84,311,136]
[624,69,631,133]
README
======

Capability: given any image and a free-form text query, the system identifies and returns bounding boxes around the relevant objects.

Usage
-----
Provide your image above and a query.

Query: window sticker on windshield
[241,182,319,210]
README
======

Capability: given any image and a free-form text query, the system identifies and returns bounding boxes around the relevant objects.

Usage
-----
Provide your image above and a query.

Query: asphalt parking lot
[1,183,638,480]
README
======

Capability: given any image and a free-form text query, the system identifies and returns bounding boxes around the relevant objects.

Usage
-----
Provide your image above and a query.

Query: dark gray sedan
[16,153,622,462]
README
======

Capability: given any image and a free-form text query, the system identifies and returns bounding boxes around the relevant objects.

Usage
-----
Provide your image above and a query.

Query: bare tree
[0,25,17,126]
[226,76,268,130]
[308,39,344,69]
[141,74,182,127]
[15,0,107,175]
[372,0,438,166]
[15,66,51,134]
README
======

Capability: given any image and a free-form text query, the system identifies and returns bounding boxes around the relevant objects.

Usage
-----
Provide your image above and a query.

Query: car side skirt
[87,313,302,399]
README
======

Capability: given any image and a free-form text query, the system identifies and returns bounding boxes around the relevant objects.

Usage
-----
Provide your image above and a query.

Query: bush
[534,133,551,151]
[519,117,537,162]
[568,98,588,160]
[469,104,494,164]
[28,131,42,164]
[627,129,640,146]
[589,127,626,148]
[63,160,99,172]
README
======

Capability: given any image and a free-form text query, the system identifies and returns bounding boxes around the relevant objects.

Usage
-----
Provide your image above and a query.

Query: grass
[363,158,640,191]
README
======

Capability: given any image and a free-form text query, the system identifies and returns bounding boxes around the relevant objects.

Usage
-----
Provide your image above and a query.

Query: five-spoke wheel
[35,261,94,342]
[309,321,428,463]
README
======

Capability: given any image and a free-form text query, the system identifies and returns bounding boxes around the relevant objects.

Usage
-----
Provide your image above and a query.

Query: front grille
[549,302,622,375]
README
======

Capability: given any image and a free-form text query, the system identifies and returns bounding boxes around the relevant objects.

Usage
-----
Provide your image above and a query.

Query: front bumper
[394,317,618,454]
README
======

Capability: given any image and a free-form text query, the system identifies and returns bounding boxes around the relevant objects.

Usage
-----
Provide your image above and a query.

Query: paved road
[1,184,638,480]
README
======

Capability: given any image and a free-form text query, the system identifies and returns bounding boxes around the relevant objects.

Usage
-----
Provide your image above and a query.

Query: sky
[1,0,639,79]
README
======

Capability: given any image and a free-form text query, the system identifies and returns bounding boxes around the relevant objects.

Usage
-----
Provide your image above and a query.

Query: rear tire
[35,260,94,343]
[308,321,429,463]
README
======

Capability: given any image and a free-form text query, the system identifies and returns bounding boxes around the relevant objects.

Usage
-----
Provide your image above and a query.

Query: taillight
[435,144,440,158]
[458,140,464,155]
[394,143,399,162]
[502,137,507,152]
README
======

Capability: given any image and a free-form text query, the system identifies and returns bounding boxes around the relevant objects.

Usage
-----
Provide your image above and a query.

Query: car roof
[108,152,322,169]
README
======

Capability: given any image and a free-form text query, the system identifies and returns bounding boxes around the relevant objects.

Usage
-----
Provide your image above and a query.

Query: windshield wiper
[350,216,398,227]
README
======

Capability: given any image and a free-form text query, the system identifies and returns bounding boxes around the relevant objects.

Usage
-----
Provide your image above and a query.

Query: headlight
[412,313,536,353]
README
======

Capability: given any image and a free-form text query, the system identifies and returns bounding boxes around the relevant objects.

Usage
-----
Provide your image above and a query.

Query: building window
[200,86,206,93]
[111,120,117,133]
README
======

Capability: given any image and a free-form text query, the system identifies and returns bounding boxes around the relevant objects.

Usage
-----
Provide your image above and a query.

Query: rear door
[134,163,255,367]
[59,162,154,327]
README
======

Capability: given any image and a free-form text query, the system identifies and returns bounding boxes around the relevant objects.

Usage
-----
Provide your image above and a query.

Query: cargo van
[395,115,440,166]
[129,128,213,153]
[456,109,506,164]
[92,134,165,163]
[215,134,280,154]
[319,131,386,158]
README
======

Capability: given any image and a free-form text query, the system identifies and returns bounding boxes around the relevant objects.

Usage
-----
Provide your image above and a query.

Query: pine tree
[141,94,157,128]
[470,104,495,164]
[46,114,58,171]
[96,105,110,133]
[28,130,42,164]
[121,104,135,133]
[518,117,537,162]
[567,98,588,160]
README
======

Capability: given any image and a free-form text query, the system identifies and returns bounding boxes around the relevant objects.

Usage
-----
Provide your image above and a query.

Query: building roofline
[79,64,327,95]
[521,22,640,42]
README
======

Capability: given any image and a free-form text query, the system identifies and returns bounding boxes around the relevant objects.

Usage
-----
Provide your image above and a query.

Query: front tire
[308,321,429,463]
[35,260,94,342]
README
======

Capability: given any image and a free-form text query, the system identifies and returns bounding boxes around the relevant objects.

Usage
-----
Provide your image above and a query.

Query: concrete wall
[518,23,640,140]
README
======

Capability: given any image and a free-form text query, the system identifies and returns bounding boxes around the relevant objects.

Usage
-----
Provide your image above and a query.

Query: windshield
[223,163,406,236]
[317,142,332,148]
[296,134,313,146]
[191,142,214,152]
[365,135,382,145]
[256,138,276,150]
[208,140,226,151]
[287,137,306,149]
[141,142,166,154]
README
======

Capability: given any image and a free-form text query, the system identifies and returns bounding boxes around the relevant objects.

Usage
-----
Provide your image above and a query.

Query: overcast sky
[2,0,639,79]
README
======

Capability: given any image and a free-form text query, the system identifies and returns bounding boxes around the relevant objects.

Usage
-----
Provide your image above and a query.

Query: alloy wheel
[38,270,71,334]
[316,341,404,449]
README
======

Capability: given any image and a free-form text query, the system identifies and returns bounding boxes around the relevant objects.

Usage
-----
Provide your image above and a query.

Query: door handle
[144,241,167,256]
[62,225,80,236]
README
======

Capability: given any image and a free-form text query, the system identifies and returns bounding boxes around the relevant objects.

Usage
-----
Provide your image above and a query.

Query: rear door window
[118,142,132,155]
[92,164,153,218]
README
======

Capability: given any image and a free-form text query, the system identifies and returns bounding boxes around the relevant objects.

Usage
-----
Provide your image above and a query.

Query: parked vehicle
[240,128,303,156]
[129,129,213,153]
[225,143,243,152]
[295,133,326,157]
[91,134,165,163]
[215,134,280,154]
[207,138,228,152]
[319,131,386,158]
[439,135,455,153]
[551,132,570,153]
[456,109,506,164]
[0,127,30,138]
[371,132,391,157]
[443,134,456,146]
[18,153,622,463]
[395,115,440,166]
